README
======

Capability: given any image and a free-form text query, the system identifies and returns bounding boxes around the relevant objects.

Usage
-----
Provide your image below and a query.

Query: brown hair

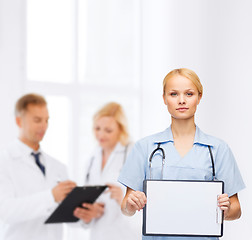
[15,93,47,116]
[93,102,129,146]
[163,68,203,96]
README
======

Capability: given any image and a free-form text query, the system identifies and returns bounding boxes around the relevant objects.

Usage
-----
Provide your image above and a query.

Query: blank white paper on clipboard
[143,180,224,237]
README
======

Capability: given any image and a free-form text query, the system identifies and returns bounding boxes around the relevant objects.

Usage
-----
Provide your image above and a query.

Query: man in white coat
[0,93,76,240]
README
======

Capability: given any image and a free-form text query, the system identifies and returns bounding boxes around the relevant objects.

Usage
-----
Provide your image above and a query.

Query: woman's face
[94,116,121,150]
[163,75,202,121]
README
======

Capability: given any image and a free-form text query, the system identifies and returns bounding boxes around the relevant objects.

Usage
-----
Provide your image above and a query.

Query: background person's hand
[73,202,105,224]
[106,183,124,205]
[52,180,77,203]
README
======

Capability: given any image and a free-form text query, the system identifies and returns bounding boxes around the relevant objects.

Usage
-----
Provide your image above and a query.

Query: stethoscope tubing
[148,143,216,180]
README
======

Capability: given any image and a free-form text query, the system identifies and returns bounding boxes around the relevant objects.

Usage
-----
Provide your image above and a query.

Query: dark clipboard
[143,179,224,237]
[45,185,107,224]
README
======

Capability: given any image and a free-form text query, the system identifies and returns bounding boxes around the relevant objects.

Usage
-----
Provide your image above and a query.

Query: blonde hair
[15,93,47,116]
[163,68,203,96]
[93,102,129,146]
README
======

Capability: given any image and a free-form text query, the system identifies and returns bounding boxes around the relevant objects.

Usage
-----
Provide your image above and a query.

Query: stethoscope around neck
[148,143,216,180]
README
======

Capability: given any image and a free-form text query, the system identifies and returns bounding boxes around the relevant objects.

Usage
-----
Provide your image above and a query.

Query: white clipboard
[143,180,224,237]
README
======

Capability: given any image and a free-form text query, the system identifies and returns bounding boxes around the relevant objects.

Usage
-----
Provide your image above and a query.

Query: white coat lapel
[102,143,124,175]
[10,140,37,170]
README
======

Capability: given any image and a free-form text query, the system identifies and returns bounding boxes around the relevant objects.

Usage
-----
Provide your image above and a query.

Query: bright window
[27,0,74,83]
[78,0,140,88]
[40,96,70,165]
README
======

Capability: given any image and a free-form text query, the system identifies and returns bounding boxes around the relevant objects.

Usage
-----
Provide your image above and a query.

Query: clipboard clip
[216,195,223,224]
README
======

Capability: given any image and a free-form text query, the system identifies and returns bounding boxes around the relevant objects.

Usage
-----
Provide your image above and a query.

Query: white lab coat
[83,142,142,240]
[0,140,68,240]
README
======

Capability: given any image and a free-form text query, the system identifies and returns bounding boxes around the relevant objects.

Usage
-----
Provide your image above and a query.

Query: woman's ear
[197,93,202,105]
[163,94,167,105]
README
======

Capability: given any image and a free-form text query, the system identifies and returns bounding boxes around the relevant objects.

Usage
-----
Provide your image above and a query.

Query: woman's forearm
[224,194,241,220]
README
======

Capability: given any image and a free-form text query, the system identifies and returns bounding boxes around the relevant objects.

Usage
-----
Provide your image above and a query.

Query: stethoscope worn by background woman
[148,143,216,180]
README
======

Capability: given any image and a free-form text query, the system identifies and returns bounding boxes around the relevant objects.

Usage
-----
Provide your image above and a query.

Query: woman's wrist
[121,201,136,216]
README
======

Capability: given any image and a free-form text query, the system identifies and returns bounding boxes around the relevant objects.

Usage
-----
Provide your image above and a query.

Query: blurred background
[0,0,251,239]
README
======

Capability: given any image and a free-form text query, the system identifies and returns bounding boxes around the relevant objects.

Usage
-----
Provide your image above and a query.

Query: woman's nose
[96,130,104,138]
[178,94,186,104]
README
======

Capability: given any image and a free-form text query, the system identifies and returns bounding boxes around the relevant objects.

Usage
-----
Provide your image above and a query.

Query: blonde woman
[118,68,245,240]
[74,102,141,240]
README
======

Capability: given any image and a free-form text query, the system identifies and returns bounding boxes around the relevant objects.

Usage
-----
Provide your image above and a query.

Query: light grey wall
[141,0,252,239]
[0,0,25,149]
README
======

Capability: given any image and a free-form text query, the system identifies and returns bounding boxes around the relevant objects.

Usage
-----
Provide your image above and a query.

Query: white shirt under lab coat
[84,142,142,240]
[0,140,68,240]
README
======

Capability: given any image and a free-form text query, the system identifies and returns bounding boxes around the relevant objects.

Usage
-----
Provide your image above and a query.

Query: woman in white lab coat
[74,102,141,240]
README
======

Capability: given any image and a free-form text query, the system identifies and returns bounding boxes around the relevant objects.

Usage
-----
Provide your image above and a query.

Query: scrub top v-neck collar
[151,125,215,165]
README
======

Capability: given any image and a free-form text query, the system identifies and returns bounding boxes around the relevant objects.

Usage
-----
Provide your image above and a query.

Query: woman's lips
[176,107,189,112]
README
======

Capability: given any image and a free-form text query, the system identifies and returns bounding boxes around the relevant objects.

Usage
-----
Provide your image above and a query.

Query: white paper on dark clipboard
[143,180,224,237]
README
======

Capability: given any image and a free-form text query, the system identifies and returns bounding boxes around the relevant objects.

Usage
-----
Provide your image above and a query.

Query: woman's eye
[186,92,193,96]
[170,92,177,96]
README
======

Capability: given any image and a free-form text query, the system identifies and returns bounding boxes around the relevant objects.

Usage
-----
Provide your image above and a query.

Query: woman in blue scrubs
[118,68,245,240]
